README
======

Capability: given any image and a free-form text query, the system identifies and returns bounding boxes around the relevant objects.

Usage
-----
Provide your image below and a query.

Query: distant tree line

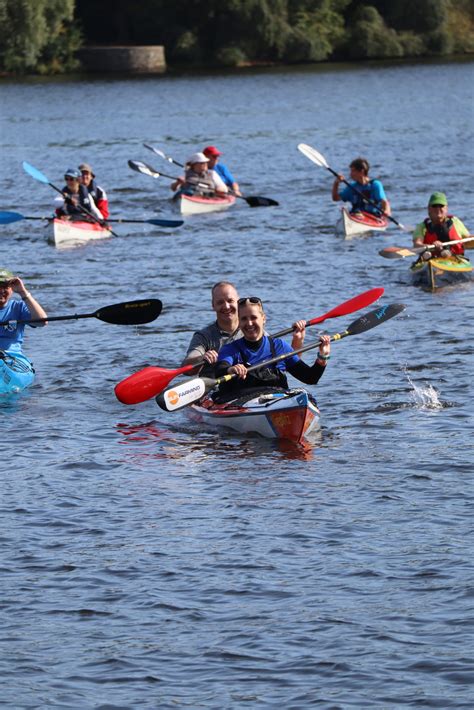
[0,0,473,74]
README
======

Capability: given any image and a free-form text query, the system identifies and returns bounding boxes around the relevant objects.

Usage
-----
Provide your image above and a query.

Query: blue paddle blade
[148,219,184,227]
[0,211,24,224]
[22,161,50,184]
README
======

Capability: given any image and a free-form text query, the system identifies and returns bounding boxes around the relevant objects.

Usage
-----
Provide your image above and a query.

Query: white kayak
[50,218,112,248]
[336,207,388,239]
[175,192,236,216]
[188,387,321,443]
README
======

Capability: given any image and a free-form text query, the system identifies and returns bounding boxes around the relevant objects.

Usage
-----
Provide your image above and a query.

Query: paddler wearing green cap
[0,269,47,354]
[413,192,471,260]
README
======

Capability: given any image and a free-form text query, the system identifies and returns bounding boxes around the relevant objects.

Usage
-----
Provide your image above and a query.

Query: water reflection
[115,419,322,462]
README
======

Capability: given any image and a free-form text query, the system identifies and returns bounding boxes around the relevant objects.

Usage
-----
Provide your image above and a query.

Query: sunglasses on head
[238,297,262,306]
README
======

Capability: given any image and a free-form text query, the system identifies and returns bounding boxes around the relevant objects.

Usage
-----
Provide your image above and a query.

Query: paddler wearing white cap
[170,152,228,196]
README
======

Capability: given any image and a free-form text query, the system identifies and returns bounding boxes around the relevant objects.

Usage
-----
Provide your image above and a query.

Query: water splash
[404,367,443,410]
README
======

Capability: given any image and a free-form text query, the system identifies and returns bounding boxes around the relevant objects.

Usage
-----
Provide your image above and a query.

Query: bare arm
[10,277,47,326]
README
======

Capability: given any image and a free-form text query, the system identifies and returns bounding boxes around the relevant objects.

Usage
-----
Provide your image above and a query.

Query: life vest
[350,180,380,213]
[218,337,288,398]
[57,184,96,220]
[87,180,109,219]
[184,168,216,196]
[422,216,464,255]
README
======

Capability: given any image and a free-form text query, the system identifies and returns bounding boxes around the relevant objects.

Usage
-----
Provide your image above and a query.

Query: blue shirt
[339,179,386,214]
[0,299,31,352]
[213,163,236,188]
[218,336,300,372]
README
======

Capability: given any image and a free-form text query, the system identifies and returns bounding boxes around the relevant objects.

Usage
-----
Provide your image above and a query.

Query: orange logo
[167,390,179,406]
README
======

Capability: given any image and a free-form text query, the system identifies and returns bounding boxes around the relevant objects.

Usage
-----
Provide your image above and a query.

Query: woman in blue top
[331,157,391,216]
[0,269,47,354]
[215,297,330,399]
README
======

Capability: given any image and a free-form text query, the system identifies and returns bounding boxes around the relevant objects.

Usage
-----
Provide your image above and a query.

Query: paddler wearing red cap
[202,145,241,196]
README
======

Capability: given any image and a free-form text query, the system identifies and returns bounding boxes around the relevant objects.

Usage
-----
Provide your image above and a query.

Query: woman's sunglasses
[238,297,262,306]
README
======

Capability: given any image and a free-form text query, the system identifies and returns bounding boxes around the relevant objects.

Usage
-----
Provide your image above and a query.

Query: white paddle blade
[297,143,329,168]
[160,378,206,411]
[144,144,169,161]
[128,160,160,178]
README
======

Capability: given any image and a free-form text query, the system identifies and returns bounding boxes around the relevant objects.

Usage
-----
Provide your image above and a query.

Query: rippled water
[1,59,473,708]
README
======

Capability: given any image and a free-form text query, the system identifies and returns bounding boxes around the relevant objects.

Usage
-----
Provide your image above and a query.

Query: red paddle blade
[114,364,195,405]
[307,287,384,326]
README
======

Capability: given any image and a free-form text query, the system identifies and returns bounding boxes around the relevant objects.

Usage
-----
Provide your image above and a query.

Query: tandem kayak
[336,207,388,239]
[174,192,236,216]
[188,387,321,443]
[50,218,112,248]
[410,255,473,291]
[0,351,35,396]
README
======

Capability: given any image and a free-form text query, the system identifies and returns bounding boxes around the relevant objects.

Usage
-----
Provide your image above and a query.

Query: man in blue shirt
[331,157,391,216]
[0,268,47,353]
[203,145,241,196]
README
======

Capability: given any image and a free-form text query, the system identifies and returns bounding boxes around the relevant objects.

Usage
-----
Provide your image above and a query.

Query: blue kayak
[0,351,35,396]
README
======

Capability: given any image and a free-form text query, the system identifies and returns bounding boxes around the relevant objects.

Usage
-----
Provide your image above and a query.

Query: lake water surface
[0,59,473,708]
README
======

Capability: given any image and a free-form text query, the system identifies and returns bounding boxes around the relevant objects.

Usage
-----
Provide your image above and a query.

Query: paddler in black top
[54,168,103,222]
[182,281,242,377]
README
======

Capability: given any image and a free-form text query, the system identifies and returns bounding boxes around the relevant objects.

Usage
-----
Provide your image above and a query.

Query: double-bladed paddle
[114,287,385,405]
[379,236,474,259]
[0,299,163,327]
[297,143,410,232]
[156,303,406,412]
[142,143,279,207]
[0,210,183,229]
[22,161,120,237]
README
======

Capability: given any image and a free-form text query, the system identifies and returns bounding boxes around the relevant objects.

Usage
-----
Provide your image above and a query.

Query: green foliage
[0,0,81,73]
[345,6,404,59]
[1,0,472,73]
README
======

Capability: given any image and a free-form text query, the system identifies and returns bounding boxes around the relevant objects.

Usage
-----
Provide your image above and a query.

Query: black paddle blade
[95,299,163,325]
[245,196,279,207]
[345,303,406,337]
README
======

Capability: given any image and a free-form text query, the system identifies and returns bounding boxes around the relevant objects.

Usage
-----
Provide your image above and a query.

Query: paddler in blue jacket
[214,296,330,401]
[332,157,391,216]
[0,268,47,354]
[203,145,241,196]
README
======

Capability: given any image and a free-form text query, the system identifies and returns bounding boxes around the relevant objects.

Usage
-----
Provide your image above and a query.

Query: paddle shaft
[0,211,182,230]
[0,298,162,327]
[380,235,474,258]
[415,235,474,252]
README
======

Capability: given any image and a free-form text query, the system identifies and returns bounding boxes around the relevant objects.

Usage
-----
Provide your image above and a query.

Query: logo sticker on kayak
[163,379,206,410]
